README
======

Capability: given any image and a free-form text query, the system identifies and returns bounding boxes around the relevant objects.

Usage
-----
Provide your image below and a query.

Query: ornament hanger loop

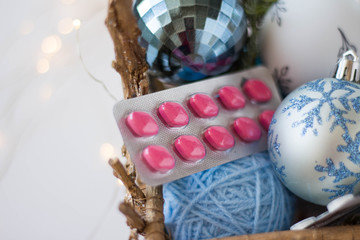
[335,49,360,83]
[342,49,359,61]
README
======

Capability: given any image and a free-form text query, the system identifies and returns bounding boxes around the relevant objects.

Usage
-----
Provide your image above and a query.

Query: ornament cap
[334,49,360,83]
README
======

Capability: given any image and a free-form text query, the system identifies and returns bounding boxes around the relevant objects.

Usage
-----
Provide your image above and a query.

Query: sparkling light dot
[40,85,53,101]
[36,58,50,74]
[100,143,116,160]
[117,179,124,186]
[41,35,62,54]
[58,17,74,35]
[73,19,81,30]
[61,0,75,4]
[19,20,34,35]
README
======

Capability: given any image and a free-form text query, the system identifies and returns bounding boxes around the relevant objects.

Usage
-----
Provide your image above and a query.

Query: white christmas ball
[268,78,360,205]
[260,0,360,95]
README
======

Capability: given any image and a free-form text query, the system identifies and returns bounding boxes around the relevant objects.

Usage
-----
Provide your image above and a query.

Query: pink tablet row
[113,66,282,185]
[125,80,274,173]
[135,111,274,173]
[127,79,271,135]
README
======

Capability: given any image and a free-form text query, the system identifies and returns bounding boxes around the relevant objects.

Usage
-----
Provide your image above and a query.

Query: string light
[41,35,62,54]
[19,20,34,35]
[100,143,116,160]
[58,17,74,35]
[36,58,50,74]
[73,19,81,30]
[74,19,118,101]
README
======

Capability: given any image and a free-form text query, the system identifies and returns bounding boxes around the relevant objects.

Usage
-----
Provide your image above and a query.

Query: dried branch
[122,145,137,182]
[144,186,166,240]
[121,145,146,211]
[106,0,167,239]
[119,202,146,232]
[105,0,149,99]
[108,158,145,204]
[129,229,139,240]
[210,225,360,240]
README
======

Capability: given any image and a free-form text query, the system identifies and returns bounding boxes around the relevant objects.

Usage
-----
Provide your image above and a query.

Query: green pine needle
[235,0,278,69]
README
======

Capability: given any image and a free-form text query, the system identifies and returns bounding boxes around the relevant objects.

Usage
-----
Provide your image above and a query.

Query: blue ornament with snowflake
[268,50,360,205]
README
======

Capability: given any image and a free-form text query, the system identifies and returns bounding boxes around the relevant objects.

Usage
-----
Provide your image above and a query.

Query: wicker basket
[105,0,360,239]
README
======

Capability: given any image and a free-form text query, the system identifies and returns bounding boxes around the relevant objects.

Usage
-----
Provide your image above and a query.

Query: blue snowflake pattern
[351,96,360,113]
[268,118,281,160]
[273,162,286,182]
[315,158,360,199]
[268,117,287,182]
[279,78,360,200]
[282,79,360,136]
[269,134,281,159]
[337,132,360,165]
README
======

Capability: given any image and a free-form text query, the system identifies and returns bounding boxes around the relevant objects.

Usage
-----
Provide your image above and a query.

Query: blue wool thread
[163,151,294,240]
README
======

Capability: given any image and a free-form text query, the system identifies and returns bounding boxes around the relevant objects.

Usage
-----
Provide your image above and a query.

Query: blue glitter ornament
[268,50,360,205]
[164,152,295,240]
[133,0,247,80]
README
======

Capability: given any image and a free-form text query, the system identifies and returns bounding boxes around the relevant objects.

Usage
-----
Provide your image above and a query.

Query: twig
[211,225,360,240]
[119,202,146,233]
[106,0,167,239]
[122,145,137,182]
[129,229,139,240]
[105,0,149,99]
[108,158,145,204]
[144,186,166,240]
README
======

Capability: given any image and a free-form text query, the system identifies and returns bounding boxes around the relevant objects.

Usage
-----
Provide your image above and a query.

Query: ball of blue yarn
[163,151,295,240]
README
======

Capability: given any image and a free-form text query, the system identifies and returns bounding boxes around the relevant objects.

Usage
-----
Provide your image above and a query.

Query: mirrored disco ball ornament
[133,0,247,80]
[268,50,360,206]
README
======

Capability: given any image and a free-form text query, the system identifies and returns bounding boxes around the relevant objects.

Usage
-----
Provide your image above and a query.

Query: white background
[0,0,130,239]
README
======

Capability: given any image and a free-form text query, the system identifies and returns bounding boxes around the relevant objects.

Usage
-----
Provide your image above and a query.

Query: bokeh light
[36,58,50,74]
[41,35,62,54]
[100,143,116,160]
[73,19,81,30]
[58,18,74,35]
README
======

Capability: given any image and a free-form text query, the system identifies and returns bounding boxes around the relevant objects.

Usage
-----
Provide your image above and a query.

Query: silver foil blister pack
[113,66,282,186]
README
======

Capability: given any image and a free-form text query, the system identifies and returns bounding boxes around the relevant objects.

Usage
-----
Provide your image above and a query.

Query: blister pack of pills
[113,66,282,186]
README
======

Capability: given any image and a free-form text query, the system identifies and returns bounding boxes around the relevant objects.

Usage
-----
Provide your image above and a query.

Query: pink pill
[189,94,218,118]
[259,110,275,132]
[233,117,261,142]
[218,86,246,110]
[243,79,272,103]
[126,111,159,137]
[203,126,235,151]
[174,135,206,162]
[158,102,189,127]
[142,145,175,173]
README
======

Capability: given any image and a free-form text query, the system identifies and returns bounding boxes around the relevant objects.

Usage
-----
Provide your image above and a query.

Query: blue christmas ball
[133,0,247,80]
[268,78,360,205]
